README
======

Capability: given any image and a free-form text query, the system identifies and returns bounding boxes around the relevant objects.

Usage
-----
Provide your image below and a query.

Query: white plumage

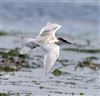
[20,22,69,74]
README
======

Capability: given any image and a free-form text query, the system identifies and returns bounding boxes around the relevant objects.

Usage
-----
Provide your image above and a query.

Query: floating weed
[0,66,17,72]
[7,49,19,57]
[63,48,100,53]
[53,69,62,77]
[0,31,9,36]
[0,48,19,58]
[0,48,30,72]
[80,92,84,95]
[0,93,10,96]
[0,51,9,58]
[85,56,98,61]
[76,59,100,70]
[0,48,29,59]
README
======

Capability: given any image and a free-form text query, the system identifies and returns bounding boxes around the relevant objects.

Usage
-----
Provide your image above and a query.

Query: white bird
[20,22,71,74]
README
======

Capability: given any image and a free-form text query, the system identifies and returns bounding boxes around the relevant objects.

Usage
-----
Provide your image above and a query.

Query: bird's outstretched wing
[39,22,61,37]
[43,44,60,74]
[20,37,39,54]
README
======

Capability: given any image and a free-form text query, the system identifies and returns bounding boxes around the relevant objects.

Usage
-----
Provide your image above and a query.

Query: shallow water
[0,68,100,96]
[0,33,100,96]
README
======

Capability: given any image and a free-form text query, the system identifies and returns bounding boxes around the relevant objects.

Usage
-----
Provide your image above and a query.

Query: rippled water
[0,32,100,96]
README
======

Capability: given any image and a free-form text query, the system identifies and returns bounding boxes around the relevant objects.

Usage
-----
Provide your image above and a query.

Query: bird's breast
[36,36,58,44]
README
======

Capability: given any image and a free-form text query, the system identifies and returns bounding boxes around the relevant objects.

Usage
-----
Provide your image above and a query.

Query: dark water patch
[32,62,41,68]
[32,80,37,83]
[63,48,100,53]
[54,91,63,94]
[39,86,44,89]
[57,59,69,67]
[64,81,76,85]
[55,80,62,84]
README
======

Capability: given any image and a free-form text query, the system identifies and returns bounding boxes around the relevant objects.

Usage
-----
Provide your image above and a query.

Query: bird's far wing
[21,37,39,49]
[43,44,60,75]
[39,22,62,37]
[25,40,39,49]
[20,37,39,54]
[21,36,35,45]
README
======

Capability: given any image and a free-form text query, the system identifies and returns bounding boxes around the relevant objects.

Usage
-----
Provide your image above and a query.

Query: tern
[20,22,71,74]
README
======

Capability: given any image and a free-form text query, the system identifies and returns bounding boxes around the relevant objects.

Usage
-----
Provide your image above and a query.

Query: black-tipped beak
[58,37,72,44]
[65,41,72,44]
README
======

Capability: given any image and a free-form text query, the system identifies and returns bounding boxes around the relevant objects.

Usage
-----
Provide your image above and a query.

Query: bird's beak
[65,40,72,44]
[58,37,72,44]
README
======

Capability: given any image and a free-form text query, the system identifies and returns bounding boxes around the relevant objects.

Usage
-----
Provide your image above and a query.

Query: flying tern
[20,22,71,74]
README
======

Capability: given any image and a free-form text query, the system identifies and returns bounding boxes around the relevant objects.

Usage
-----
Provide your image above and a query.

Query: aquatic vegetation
[0,48,19,58]
[63,48,100,53]
[7,48,19,57]
[0,48,30,72]
[85,56,98,61]
[52,69,62,76]
[18,54,29,59]
[0,48,29,58]
[0,93,10,96]
[76,59,100,70]
[0,31,8,36]
[80,92,84,95]
[0,65,17,72]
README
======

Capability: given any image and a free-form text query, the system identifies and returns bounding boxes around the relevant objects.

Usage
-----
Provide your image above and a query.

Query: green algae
[0,93,10,96]
[0,66,17,72]
[85,56,98,61]
[63,48,100,53]
[53,69,62,76]
[0,31,8,36]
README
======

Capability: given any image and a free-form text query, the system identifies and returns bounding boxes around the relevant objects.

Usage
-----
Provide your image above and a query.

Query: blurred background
[1,0,100,33]
[0,0,100,96]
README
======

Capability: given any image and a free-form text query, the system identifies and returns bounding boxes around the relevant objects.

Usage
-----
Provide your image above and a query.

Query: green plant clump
[85,56,98,61]
[63,48,100,53]
[0,66,16,72]
[53,69,62,76]
[80,92,84,95]
[0,93,10,96]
